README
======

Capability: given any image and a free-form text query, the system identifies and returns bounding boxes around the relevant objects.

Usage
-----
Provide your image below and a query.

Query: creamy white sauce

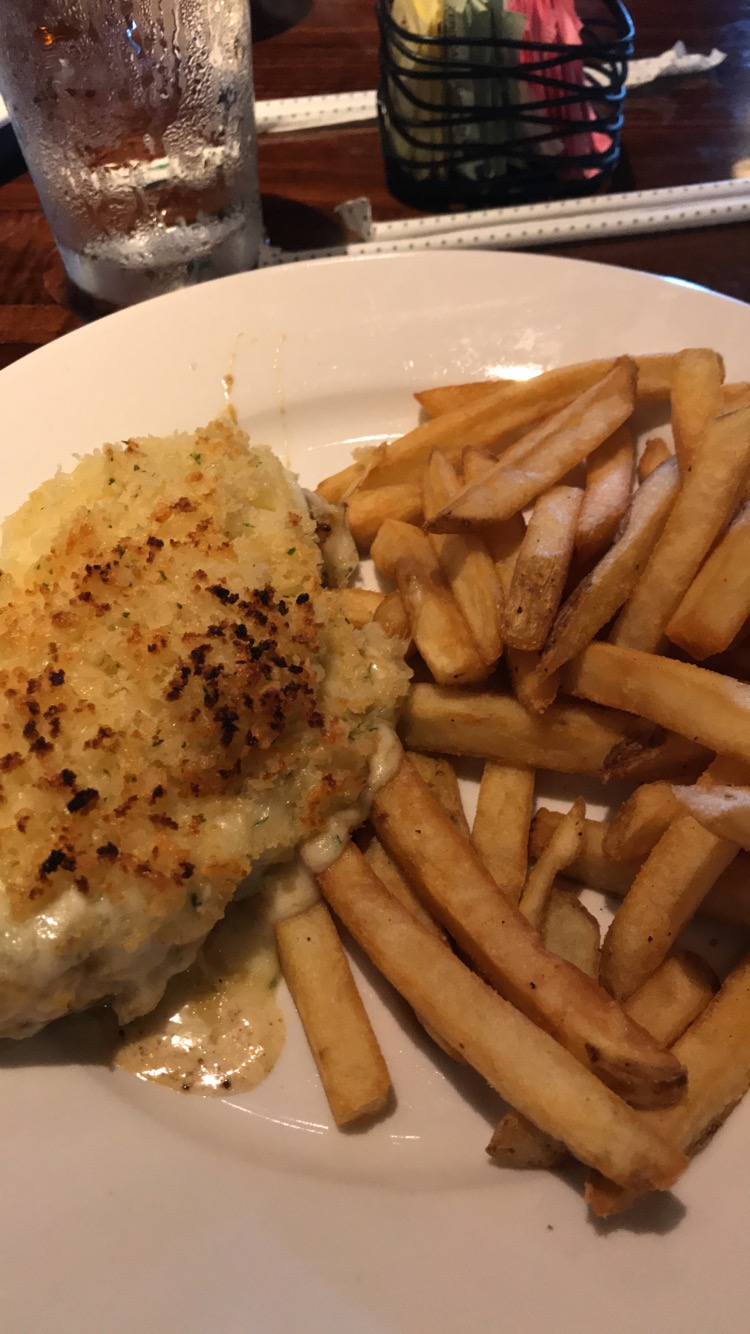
[263,858,320,922]
[303,488,358,586]
[0,875,218,1039]
[115,727,402,1092]
[116,892,285,1095]
[301,725,402,873]
[368,723,404,791]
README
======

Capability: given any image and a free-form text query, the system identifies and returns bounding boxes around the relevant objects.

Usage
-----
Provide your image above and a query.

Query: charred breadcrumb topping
[0,416,409,929]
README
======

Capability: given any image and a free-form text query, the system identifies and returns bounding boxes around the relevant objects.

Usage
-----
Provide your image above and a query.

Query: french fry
[723,381,750,408]
[462,443,503,484]
[373,588,411,643]
[371,757,687,1106]
[407,751,470,836]
[316,368,555,502]
[462,446,542,702]
[669,783,750,850]
[486,1113,566,1170]
[472,376,631,488]
[314,345,750,1213]
[359,369,604,494]
[370,516,436,582]
[461,446,528,598]
[430,531,503,668]
[611,406,750,652]
[428,361,637,531]
[416,353,700,418]
[402,682,637,776]
[625,951,718,1049]
[471,762,535,903]
[491,948,718,1174]
[531,808,750,929]
[543,884,602,978]
[531,809,637,897]
[600,815,738,1001]
[397,566,486,686]
[423,450,503,668]
[603,783,680,862]
[488,940,708,1173]
[370,520,488,685]
[360,830,446,940]
[416,364,615,420]
[600,727,712,785]
[536,459,680,681]
[626,353,703,401]
[317,460,367,505]
[413,361,626,437]
[505,647,559,714]
[502,484,583,651]
[422,448,459,523]
[345,482,422,551]
[319,843,687,1190]
[276,901,391,1127]
[461,452,527,573]
[358,829,460,1058]
[576,424,635,566]
[519,799,585,930]
[670,347,724,473]
[667,501,750,658]
[637,437,672,483]
[418,381,505,418]
[565,641,750,766]
[316,441,388,505]
[336,587,385,627]
[317,350,717,503]
[586,956,750,1216]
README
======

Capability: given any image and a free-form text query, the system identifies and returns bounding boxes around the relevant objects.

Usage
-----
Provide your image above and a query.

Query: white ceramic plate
[1,252,749,1334]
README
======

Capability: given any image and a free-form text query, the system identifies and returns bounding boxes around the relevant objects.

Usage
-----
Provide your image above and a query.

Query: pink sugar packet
[506,0,611,174]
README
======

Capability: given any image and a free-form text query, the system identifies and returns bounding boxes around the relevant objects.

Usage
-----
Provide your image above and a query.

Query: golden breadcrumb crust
[0,415,408,940]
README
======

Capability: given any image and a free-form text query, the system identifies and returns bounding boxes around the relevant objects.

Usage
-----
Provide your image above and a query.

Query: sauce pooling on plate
[116,892,285,1095]
[115,733,403,1097]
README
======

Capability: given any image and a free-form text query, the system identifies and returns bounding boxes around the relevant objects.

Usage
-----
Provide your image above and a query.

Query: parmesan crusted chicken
[0,415,409,1037]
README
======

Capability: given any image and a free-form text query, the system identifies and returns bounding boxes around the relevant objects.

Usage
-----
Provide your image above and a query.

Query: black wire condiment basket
[377,0,634,212]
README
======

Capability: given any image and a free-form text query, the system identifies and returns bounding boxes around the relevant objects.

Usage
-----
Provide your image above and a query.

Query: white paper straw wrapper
[254,46,726,137]
[268,178,750,265]
[338,178,750,242]
[255,91,377,135]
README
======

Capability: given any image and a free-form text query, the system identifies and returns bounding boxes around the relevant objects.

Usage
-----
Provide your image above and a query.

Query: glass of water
[0,1,264,306]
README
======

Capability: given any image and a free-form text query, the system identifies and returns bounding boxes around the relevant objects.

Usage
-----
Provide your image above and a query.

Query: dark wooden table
[1,0,749,372]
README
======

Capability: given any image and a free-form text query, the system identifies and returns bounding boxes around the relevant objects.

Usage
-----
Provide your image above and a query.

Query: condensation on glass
[0,2,263,304]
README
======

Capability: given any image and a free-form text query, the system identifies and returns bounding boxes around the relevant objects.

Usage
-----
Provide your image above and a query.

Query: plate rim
[1,247,749,1334]
[1,246,748,399]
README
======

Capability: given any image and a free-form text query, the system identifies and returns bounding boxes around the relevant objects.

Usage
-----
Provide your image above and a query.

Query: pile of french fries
[276,350,750,1220]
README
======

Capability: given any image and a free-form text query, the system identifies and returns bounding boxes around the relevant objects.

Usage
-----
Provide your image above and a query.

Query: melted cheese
[115,729,403,1095]
[301,725,403,873]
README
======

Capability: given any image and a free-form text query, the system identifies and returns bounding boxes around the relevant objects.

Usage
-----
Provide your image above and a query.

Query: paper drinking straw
[272,179,750,264]
[361,177,750,241]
